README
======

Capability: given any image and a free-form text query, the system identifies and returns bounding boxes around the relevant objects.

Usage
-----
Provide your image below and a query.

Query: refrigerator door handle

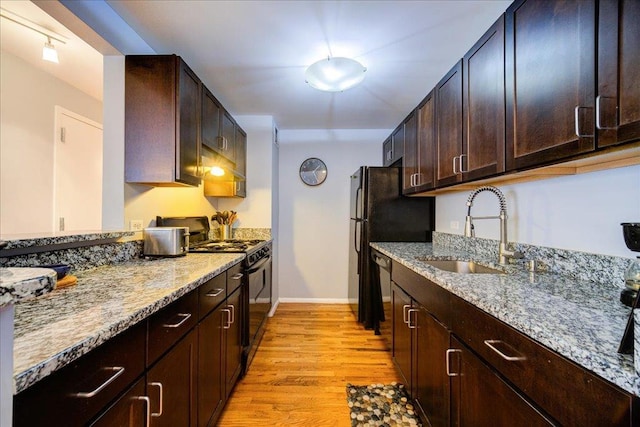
[354,186,362,220]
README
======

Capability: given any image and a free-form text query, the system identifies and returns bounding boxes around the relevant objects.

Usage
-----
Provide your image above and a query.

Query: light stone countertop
[12,253,244,395]
[0,268,56,307]
[371,241,640,397]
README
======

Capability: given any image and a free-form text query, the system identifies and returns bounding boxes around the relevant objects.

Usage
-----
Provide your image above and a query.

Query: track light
[42,37,59,63]
[0,8,67,64]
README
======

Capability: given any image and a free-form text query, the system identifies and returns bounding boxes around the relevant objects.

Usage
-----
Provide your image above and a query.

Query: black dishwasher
[371,249,392,349]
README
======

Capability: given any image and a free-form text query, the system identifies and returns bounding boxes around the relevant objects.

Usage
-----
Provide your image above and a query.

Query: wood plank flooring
[217,303,402,426]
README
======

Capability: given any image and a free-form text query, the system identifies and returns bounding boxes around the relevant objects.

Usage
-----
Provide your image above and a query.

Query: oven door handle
[246,255,271,274]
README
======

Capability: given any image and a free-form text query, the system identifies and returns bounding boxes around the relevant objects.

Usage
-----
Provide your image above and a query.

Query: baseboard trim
[277,298,350,304]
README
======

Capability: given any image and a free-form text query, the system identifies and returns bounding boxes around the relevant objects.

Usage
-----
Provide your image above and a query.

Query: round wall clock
[299,157,327,186]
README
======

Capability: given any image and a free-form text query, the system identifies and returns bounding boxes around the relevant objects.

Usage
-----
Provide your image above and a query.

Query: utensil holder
[220,225,232,240]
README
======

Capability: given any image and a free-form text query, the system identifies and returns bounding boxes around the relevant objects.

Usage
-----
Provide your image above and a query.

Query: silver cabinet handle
[136,396,151,427]
[595,95,617,130]
[459,154,467,173]
[386,150,392,161]
[162,312,191,328]
[574,106,593,138]
[402,304,411,324]
[206,288,224,297]
[230,273,243,280]
[229,304,235,325]
[222,308,232,329]
[446,349,461,377]
[149,382,163,417]
[452,156,459,174]
[484,340,526,361]
[73,366,124,398]
[407,308,418,329]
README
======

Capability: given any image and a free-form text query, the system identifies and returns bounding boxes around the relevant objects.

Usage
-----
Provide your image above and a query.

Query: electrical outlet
[130,219,144,231]
[450,221,460,230]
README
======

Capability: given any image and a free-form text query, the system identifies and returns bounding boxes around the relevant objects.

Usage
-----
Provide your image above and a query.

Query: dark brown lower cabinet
[413,307,449,427]
[224,287,243,398]
[147,329,197,427]
[90,378,147,427]
[449,337,554,426]
[391,283,412,389]
[198,305,225,427]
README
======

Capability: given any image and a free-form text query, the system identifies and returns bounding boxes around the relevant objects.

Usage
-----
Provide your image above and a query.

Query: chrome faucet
[464,186,523,265]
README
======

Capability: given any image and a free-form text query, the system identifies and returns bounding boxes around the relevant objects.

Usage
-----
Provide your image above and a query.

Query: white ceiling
[2,0,512,131]
[107,0,512,130]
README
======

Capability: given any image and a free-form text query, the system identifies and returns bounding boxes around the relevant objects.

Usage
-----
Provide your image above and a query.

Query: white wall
[435,164,640,258]
[0,52,102,235]
[277,129,388,301]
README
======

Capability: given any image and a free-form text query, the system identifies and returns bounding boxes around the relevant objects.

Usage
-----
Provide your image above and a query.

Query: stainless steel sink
[419,259,504,275]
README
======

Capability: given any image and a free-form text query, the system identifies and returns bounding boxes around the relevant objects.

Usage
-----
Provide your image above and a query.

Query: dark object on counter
[36,264,71,280]
[348,166,435,333]
[617,290,640,354]
[621,222,640,252]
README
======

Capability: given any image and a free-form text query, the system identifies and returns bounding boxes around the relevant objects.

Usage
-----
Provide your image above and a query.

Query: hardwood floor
[217,303,402,426]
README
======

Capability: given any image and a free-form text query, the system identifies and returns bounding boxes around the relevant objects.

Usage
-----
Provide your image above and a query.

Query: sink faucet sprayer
[464,186,523,265]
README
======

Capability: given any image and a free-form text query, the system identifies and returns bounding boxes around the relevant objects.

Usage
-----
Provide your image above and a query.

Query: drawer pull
[73,366,124,398]
[136,396,151,427]
[230,273,243,280]
[402,304,411,324]
[163,313,191,328]
[206,288,224,297]
[446,349,461,377]
[222,308,232,329]
[149,382,163,417]
[407,308,418,329]
[484,339,526,361]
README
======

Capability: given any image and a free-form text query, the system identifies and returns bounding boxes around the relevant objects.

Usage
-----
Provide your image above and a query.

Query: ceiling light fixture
[42,37,59,63]
[0,8,67,64]
[305,57,367,92]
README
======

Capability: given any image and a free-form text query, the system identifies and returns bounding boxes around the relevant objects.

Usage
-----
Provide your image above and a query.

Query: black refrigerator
[348,166,435,332]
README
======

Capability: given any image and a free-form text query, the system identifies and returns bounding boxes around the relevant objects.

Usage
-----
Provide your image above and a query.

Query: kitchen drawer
[392,261,451,328]
[451,295,635,426]
[13,321,146,427]
[227,262,243,295]
[148,289,198,366]
[199,272,226,320]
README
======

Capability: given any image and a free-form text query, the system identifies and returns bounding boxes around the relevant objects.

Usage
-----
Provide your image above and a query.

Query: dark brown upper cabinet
[462,15,506,181]
[201,86,222,155]
[401,111,418,193]
[597,0,640,148]
[435,60,464,188]
[505,0,597,172]
[125,55,202,187]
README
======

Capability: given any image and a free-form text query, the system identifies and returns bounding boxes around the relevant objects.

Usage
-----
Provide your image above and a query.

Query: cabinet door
[147,329,197,427]
[198,305,225,427]
[597,0,640,147]
[505,0,596,171]
[90,378,147,427]
[201,87,222,154]
[463,15,505,181]
[224,286,244,398]
[220,110,236,162]
[383,136,394,167]
[416,91,436,192]
[449,337,554,427]
[392,124,405,169]
[391,283,412,390]
[176,59,201,186]
[413,307,449,427]
[234,126,247,198]
[402,121,417,193]
[435,60,463,187]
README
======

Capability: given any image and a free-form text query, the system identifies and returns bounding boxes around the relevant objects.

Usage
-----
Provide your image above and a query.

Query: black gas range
[155,215,272,372]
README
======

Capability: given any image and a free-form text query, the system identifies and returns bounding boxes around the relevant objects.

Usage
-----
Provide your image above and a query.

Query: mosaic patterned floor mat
[346,383,422,426]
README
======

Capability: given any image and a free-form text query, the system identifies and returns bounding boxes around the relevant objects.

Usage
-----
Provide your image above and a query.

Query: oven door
[246,255,272,350]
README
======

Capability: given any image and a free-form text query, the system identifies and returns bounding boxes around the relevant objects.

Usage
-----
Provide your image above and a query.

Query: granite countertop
[371,241,640,397]
[12,253,244,395]
[0,268,56,307]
